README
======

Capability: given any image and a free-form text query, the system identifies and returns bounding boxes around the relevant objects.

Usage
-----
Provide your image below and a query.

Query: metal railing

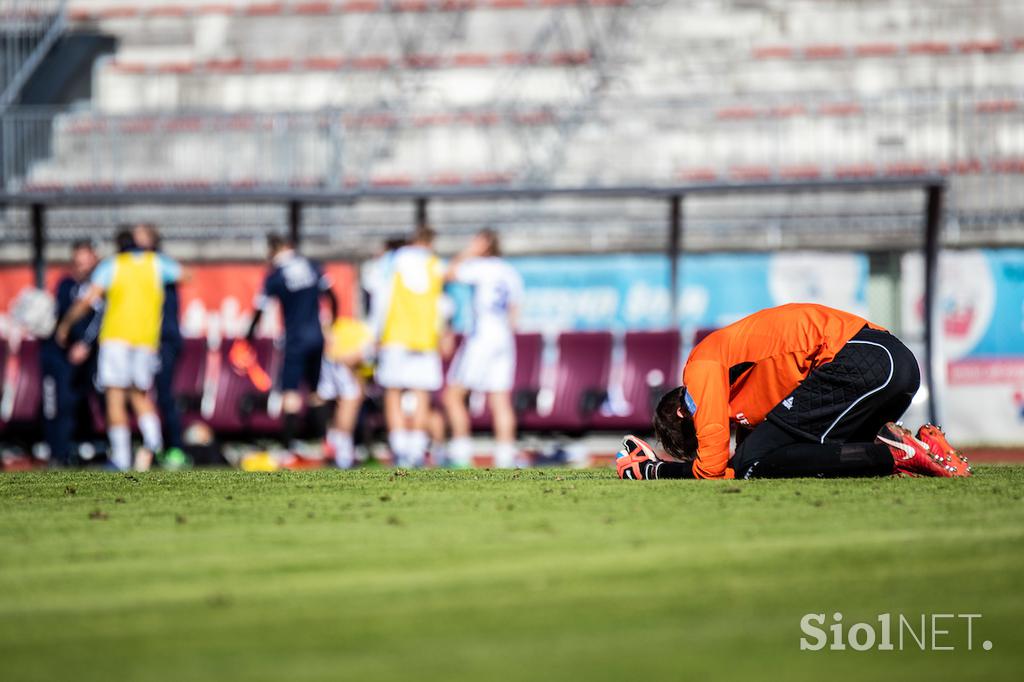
[0,1,67,108]
[2,90,1022,193]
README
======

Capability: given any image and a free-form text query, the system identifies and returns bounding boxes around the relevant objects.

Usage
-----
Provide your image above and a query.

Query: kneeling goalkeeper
[618,303,971,480]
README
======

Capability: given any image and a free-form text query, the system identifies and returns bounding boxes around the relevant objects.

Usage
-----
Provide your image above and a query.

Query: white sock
[448,437,473,467]
[329,429,354,469]
[108,426,132,470]
[407,430,429,468]
[389,430,410,466]
[430,441,446,467]
[138,412,163,453]
[494,442,519,469]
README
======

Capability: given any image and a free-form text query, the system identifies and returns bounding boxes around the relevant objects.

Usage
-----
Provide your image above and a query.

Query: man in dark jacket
[40,240,100,466]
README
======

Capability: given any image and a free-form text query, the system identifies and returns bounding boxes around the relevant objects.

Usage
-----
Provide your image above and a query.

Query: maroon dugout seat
[593,330,681,432]
[1,339,42,426]
[207,338,284,435]
[173,337,207,427]
[0,339,8,431]
[468,332,544,431]
[520,331,612,432]
[693,327,718,347]
[87,392,106,433]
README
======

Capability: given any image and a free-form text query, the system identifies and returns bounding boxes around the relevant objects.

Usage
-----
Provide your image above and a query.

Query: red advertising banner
[0,261,359,339]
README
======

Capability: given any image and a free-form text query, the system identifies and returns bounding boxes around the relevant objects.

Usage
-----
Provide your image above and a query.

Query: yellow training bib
[98,252,164,349]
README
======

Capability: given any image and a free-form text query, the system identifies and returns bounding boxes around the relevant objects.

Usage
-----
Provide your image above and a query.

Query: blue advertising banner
[450,251,870,333]
[902,249,1024,360]
[967,250,1024,357]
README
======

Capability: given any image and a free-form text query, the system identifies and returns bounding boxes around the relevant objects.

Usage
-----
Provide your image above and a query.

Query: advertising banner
[902,249,1024,445]
[450,251,870,334]
[0,261,358,340]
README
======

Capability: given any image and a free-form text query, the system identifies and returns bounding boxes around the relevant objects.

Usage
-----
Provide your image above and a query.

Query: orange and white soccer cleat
[616,435,659,480]
[916,424,973,477]
[876,422,956,478]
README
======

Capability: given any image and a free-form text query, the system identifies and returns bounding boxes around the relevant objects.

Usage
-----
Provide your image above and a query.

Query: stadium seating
[207,338,285,435]
[521,331,612,433]
[173,337,208,428]
[67,1,631,22]
[0,330,674,440]
[87,392,107,433]
[692,328,717,347]
[0,340,42,427]
[593,330,680,432]
[0,0,1017,253]
[0,340,7,432]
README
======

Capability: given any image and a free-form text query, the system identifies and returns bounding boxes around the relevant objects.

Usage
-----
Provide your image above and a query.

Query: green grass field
[2,467,1023,682]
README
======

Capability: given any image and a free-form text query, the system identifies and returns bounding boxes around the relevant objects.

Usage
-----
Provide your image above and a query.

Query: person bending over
[616,303,971,480]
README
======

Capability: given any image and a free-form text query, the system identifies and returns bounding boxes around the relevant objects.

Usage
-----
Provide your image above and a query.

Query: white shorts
[97,341,158,391]
[375,346,443,392]
[447,334,515,393]
[317,358,362,401]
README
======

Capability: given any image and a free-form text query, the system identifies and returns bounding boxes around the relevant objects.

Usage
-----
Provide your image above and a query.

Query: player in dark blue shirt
[133,223,188,468]
[245,233,337,453]
[40,240,101,466]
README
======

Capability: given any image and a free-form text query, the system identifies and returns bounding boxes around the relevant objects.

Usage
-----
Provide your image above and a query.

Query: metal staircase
[1,1,68,191]
[0,0,67,112]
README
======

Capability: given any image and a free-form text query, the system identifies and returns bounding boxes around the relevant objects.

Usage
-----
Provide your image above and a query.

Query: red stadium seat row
[753,38,1024,61]
[715,101,892,120]
[70,0,631,22]
[61,109,558,136]
[58,98,1019,140]
[676,158,1024,183]
[712,97,1024,120]
[108,51,592,74]
[0,331,680,437]
[24,157,1024,196]
[0,9,59,21]
[21,172,517,194]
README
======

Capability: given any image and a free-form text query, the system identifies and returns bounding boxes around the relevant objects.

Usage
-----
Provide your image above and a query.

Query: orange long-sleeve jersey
[682,303,885,479]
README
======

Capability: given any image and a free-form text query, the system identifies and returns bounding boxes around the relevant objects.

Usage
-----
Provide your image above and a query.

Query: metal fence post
[289,200,302,247]
[31,202,45,288]
[415,196,429,228]
[668,194,683,327]
[923,183,945,426]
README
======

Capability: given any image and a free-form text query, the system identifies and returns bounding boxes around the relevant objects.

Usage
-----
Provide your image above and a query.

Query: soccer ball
[10,287,57,338]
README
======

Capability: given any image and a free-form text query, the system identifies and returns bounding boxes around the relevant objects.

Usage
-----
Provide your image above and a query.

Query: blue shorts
[279,339,324,392]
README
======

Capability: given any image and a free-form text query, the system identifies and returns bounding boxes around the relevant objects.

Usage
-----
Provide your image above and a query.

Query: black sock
[648,460,694,479]
[307,403,330,440]
[840,443,896,475]
[750,442,893,478]
[282,412,299,449]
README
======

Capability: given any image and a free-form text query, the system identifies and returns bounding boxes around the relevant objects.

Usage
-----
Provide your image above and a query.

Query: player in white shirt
[443,229,525,468]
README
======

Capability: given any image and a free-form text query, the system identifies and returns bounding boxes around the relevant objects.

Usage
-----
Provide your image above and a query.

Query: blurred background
[1,0,1022,460]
